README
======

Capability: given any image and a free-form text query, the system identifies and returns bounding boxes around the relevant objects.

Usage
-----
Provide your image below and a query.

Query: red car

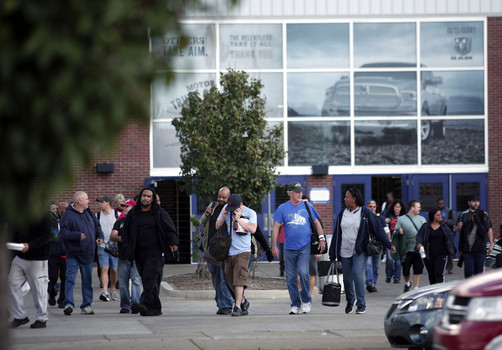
[434,269,502,350]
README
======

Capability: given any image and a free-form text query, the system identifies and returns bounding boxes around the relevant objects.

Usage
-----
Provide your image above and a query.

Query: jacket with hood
[329,206,392,261]
[121,187,179,262]
[12,214,51,261]
[60,203,104,262]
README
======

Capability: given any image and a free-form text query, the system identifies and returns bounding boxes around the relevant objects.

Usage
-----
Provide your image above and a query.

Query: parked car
[321,63,446,141]
[434,269,502,350]
[384,280,461,350]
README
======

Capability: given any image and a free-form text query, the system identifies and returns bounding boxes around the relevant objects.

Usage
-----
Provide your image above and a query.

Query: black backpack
[203,222,232,267]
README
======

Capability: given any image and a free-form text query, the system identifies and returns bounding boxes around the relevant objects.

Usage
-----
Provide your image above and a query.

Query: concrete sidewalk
[8,261,466,350]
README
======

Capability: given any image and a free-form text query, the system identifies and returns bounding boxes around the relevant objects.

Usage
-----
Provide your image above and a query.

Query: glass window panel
[421,21,484,68]
[355,120,417,165]
[422,119,485,164]
[152,72,216,120]
[421,70,484,116]
[152,122,180,168]
[419,183,443,213]
[249,73,283,117]
[266,121,285,166]
[150,24,216,70]
[456,183,479,211]
[288,72,350,117]
[354,71,417,116]
[288,121,350,166]
[354,23,416,68]
[219,24,282,69]
[287,23,349,68]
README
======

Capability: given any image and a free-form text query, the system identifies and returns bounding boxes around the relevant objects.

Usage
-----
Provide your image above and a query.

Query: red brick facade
[52,122,150,212]
[488,17,502,230]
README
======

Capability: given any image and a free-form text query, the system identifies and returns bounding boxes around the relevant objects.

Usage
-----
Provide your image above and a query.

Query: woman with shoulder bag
[329,188,396,315]
[384,199,407,284]
[416,207,455,285]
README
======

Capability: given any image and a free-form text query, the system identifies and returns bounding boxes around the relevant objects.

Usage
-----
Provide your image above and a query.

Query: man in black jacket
[7,214,51,329]
[121,187,179,316]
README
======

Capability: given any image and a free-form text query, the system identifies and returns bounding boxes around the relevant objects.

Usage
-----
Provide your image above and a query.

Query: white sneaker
[111,290,118,301]
[301,302,312,314]
[81,306,95,315]
[99,292,110,302]
[289,306,300,315]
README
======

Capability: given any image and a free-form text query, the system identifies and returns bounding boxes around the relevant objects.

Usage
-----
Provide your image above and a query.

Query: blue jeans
[365,255,381,286]
[385,249,401,281]
[207,262,233,310]
[463,252,486,278]
[284,244,311,308]
[341,252,367,308]
[118,259,142,310]
[64,258,93,309]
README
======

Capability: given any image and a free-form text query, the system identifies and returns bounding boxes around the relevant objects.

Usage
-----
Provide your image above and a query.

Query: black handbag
[366,235,383,256]
[304,202,321,254]
[322,262,341,307]
[365,216,383,256]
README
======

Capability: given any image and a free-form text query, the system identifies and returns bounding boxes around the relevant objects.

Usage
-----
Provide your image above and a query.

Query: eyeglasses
[368,205,377,208]
[120,204,128,208]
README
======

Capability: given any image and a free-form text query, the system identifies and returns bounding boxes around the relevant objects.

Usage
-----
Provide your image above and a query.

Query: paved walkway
[8,261,466,350]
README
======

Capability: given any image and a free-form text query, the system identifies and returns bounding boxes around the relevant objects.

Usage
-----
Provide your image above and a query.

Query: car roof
[451,269,502,298]
[359,62,427,68]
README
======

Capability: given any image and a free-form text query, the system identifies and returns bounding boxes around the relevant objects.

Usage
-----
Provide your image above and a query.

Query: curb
[161,281,290,299]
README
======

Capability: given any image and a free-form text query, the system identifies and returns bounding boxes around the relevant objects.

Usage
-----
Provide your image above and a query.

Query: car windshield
[355,71,415,80]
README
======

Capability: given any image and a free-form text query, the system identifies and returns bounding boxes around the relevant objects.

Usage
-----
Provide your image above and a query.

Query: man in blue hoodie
[60,191,104,316]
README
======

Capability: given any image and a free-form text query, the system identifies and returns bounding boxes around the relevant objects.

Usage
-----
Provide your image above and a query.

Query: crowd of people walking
[6,184,500,328]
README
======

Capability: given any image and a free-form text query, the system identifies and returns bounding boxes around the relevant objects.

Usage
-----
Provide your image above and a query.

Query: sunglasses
[120,204,128,208]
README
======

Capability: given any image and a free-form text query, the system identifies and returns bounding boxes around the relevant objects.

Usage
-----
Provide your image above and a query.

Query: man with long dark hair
[121,187,179,316]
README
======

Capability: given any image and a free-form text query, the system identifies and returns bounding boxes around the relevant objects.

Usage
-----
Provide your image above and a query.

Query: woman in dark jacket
[416,207,455,284]
[329,188,395,315]
[458,209,489,278]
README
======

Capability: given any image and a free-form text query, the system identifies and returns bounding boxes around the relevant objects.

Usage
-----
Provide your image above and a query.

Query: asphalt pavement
[7,261,466,350]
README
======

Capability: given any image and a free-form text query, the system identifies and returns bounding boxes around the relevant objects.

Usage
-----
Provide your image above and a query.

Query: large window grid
[150,18,487,176]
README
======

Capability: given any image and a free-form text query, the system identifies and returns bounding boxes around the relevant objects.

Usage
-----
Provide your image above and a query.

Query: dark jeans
[463,252,486,278]
[424,254,447,284]
[48,255,66,305]
[135,250,163,314]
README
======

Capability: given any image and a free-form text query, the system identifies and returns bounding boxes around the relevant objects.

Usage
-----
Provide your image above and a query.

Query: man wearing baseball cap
[215,194,257,317]
[272,182,325,315]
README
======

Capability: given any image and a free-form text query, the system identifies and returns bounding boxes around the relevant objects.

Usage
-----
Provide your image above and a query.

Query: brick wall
[52,122,150,212]
[306,175,333,236]
[488,17,502,230]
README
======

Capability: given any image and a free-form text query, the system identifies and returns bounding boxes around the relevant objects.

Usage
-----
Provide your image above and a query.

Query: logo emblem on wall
[454,37,472,55]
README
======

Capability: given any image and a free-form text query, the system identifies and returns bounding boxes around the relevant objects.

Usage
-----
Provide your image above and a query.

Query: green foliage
[0,0,214,230]
[173,69,285,207]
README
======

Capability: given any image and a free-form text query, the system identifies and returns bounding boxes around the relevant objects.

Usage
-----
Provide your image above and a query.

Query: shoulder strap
[114,210,119,219]
[97,211,100,220]
[405,214,420,232]
[304,201,317,234]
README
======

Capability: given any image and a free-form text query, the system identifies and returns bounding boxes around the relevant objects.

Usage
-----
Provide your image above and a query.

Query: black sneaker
[120,308,131,314]
[241,299,250,316]
[403,283,412,293]
[366,285,372,293]
[355,306,366,314]
[48,294,56,306]
[30,320,46,329]
[9,317,29,328]
[344,303,354,314]
[131,302,146,315]
[394,279,400,284]
[216,308,232,315]
[385,278,391,283]
[231,306,242,317]
[63,305,73,315]
[371,285,378,293]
